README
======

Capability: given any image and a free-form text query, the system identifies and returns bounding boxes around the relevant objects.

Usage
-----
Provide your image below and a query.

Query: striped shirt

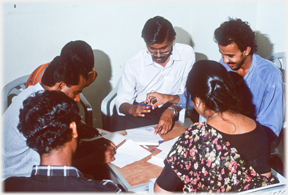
[31,165,122,193]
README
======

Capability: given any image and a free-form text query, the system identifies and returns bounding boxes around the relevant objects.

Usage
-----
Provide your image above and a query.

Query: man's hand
[154,108,174,135]
[128,104,151,117]
[103,141,116,163]
[146,92,180,110]
[119,103,151,117]
[73,137,116,166]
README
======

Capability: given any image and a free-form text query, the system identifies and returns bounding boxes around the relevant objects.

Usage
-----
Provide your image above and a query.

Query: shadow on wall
[255,31,274,59]
[174,26,208,62]
[81,49,112,128]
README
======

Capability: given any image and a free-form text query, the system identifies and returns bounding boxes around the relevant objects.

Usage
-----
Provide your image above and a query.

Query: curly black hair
[17,90,81,155]
[214,18,257,55]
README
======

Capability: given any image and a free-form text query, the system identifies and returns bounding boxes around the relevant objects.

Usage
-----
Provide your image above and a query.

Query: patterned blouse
[166,122,279,192]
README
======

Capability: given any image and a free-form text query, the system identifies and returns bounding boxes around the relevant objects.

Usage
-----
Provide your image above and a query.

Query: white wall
[2,0,287,128]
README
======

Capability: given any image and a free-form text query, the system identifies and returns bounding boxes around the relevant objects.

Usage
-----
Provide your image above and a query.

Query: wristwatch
[168,107,179,117]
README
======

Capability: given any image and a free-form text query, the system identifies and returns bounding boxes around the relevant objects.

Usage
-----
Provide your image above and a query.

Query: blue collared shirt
[175,54,284,136]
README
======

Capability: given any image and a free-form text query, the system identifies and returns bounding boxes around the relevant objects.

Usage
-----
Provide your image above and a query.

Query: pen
[140,103,152,107]
[150,145,157,152]
[150,140,164,152]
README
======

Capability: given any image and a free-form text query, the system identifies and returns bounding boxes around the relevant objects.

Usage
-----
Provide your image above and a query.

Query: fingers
[154,126,162,135]
[105,145,116,163]
[136,104,151,117]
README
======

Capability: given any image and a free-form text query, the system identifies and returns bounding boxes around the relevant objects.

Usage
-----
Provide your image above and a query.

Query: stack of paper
[111,139,151,168]
[126,126,162,145]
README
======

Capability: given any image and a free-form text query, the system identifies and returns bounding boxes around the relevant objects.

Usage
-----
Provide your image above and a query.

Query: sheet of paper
[111,139,151,168]
[157,136,179,153]
[126,126,162,145]
[147,152,167,168]
[80,128,126,146]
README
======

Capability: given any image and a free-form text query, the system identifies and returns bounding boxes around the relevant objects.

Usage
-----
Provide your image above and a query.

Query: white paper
[157,136,179,153]
[111,139,151,168]
[80,128,126,147]
[126,126,162,145]
[147,152,168,167]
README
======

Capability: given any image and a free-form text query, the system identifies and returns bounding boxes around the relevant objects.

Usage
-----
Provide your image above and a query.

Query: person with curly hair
[3,49,116,180]
[147,18,284,146]
[153,60,279,193]
[3,91,122,192]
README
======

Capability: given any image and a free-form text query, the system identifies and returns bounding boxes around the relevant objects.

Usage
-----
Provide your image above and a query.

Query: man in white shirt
[113,16,195,134]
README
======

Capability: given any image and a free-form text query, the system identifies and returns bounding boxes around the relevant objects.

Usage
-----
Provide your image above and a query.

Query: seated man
[3,53,115,179]
[3,90,122,192]
[26,40,97,88]
[146,18,284,145]
[112,16,195,134]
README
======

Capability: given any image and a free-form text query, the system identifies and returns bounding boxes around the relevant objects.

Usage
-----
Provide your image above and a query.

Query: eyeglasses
[146,45,173,56]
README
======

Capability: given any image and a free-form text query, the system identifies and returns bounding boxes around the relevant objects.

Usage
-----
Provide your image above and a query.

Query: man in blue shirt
[146,18,284,144]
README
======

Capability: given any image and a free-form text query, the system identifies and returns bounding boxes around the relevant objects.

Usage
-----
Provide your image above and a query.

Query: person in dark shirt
[154,60,278,193]
[4,90,122,192]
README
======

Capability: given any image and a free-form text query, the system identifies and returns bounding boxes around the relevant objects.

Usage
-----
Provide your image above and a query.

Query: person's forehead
[219,43,240,52]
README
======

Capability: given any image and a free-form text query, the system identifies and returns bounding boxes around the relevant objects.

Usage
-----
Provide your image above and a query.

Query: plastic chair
[266,52,286,177]
[2,74,93,126]
[148,169,286,193]
[100,79,186,130]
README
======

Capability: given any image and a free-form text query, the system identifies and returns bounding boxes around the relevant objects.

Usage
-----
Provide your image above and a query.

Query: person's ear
[172,38,175,44]
[243,47,251,56]
[194,97,201,108]
[57,81,66,91]
[69,122,78,139]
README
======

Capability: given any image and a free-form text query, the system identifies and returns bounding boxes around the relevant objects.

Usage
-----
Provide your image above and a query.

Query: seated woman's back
[207,112,271,177]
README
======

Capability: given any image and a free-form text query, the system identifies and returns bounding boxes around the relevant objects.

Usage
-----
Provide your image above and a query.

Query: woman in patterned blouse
[154,60,279,193]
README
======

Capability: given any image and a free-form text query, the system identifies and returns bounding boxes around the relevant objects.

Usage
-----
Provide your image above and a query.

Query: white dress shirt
[115,43,195,116]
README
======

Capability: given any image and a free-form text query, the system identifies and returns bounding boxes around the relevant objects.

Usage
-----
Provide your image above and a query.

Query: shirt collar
[31,165,84,178]
[144,44,182,66]
[243,54,257,80]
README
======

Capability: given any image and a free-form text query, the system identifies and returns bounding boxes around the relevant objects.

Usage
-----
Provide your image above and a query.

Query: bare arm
[154,182,172,193]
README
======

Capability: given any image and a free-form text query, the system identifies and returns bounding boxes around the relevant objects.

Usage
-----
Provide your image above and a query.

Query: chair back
[2,75,30,114]
[2,75,93,126]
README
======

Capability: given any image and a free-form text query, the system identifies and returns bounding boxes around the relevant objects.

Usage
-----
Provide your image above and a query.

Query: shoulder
[174,43,195,53]
[126,49,147,63]
[252,54,283,80]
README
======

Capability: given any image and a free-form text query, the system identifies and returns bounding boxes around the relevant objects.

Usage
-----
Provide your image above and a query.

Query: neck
[207,112,218,121]
[40,83,58,91]
[40,146,73,166]
[236,54,253,77]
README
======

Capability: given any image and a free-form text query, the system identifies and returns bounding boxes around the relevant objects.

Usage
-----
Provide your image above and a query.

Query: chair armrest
[178,108,186,124]
[79,93,93,126]
[100,80,120,130]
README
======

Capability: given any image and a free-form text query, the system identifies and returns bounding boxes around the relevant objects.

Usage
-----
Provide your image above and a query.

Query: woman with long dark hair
[154,60,278,193]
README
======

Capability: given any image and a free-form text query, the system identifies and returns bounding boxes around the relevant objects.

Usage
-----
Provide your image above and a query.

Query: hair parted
[214,18,257,55]
[141,16,176,44]
[17,90,81,155]
[186,60,241,113]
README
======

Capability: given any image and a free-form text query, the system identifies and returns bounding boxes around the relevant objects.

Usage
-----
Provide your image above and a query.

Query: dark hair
[60,40,94,73]
[186,60,240,113]
[141,16,176,44]
[214,18,257,55]
[41,55,88,87]
[17,90,81,155]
